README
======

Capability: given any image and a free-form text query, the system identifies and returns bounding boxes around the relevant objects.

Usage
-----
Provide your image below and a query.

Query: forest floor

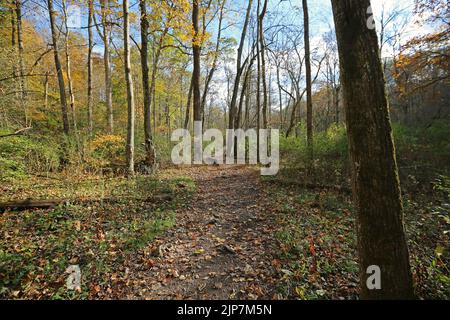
[119,165,279,299]
[1,166,280,299]
[1,165,448,299]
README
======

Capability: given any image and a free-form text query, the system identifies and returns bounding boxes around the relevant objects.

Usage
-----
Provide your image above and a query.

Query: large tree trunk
[123,0,135,175]
[87,0,94,135]
[47,0,70,135]
[303,0,313,161]
[62,0,77,131]
[228,0,253,129]
[139,0,156,169]
[331,0,414,299]
[192,0,202,123]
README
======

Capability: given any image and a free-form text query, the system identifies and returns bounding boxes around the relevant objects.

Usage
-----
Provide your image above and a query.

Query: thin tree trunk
[192,0,201,123]
[62,0,77,131]
[140,0,156,168]
[47,0,70,135]
[87,0,94,135]
[10,6,19,101]
[331,0,414,299]
[184,74,194,130]
[236,53,256,129]
[100,0,113,133]
[244,69,251,130]
[259,0,268,129]
[303,0,313,161]
[228,0,253,128]
[123,0,135,175]
[15,0,28,125]
[276,63,283,130]
[44,71,49,109]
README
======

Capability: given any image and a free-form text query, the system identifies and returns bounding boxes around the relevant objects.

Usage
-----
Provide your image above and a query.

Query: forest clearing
[0,0,449,303]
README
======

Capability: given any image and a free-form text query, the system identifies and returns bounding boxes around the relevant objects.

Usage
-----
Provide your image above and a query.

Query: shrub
[0,129,60,181]
[86,134,125,168]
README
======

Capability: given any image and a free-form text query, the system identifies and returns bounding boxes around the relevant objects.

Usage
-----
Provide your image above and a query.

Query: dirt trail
[123,166,279,299]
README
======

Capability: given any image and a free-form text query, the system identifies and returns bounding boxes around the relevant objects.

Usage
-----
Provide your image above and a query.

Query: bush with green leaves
[0,129,60,181]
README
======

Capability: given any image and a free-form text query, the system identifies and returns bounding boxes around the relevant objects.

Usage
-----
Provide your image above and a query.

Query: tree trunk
[228,0,253,128]
[47,0,70,135]
[331,0,414,299]
[236,53,256,129]
[303,0,313,161]
[62,0,77,131]
[100,0,113,133]
[87,0,94,135]
[140,0,156,168]
[192,0,201,123]
[44,71,49,109]
[123,0,135,175]
[259,0,268,129]
[184,74,194,130]
[276,62,283,130]
[10,5,19,102]
[15,0,28,125]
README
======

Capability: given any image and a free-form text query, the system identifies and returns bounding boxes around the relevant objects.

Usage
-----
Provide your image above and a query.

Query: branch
[0,127,32,138]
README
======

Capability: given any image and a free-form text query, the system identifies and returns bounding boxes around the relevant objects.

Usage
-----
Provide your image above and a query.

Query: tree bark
[44,71,49,109]
[259,0,268,129]
[303,0,313,161]
[62,0,77,131]
[184,74,194,130]
[100,0,113,133]
[123,0,135,175]
[192,0,202,123]
[331,0,414,299]
[140,0,156,169]
[87,0,94,135]
[47,0,70,135]
[15,0,28,125]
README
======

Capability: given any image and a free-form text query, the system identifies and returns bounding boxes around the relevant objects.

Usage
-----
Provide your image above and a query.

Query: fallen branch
[0,127,32,138]
[0,193,174,212]
[264,177,352,194]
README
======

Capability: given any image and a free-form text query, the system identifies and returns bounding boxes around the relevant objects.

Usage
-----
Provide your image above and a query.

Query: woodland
[0,0,448,300]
